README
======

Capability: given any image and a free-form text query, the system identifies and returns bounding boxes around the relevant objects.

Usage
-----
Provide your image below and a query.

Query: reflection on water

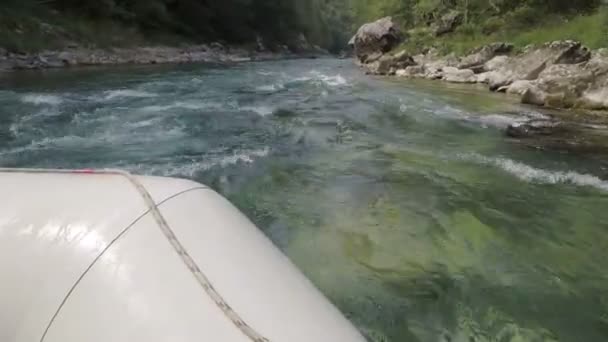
[1,58,608,341]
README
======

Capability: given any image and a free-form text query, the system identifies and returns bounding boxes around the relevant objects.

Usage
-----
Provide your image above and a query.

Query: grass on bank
[400,9,608,56]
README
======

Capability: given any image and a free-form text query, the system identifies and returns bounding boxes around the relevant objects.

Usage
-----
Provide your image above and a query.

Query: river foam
[240,105,274,116]
[255,83,285,93]
[103,89,157,100]
[139,147,270,177]
[290,71,350,88]
[21,94,63,105]
[141,100,230,112]
[463,153,608,192]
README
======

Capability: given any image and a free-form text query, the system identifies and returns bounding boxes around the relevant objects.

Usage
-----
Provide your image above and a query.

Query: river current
[1,58,607,341]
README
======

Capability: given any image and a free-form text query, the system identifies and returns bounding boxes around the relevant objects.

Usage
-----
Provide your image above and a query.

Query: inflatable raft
[0,169,365,342]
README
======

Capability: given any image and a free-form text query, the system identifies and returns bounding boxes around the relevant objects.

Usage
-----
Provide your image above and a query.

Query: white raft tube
[0,169,366,342]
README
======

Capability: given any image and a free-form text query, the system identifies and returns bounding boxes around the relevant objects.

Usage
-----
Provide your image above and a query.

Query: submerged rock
[507,118,608,154]
[506,119,563,138]
[350,17,403,64]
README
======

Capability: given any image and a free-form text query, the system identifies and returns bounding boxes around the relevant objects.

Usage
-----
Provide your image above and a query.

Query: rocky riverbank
[349,17,608,154]
[350,17,608,113]
[0,43,324,72]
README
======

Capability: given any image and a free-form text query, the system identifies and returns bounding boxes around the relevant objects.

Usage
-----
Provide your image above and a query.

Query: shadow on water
[1,58,608,341]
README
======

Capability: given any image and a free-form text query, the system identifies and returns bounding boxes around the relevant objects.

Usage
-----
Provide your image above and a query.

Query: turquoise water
[1,58,608,341]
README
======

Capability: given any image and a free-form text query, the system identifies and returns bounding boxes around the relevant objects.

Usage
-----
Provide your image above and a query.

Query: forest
[0,0,606,53]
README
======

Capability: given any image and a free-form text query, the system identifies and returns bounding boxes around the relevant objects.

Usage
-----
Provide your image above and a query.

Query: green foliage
[346,0,607,56]
[505,5,540,29]
[480,16,506,35]
[0,0,606,53]
[511,11,608,49]
[0,0,350,51]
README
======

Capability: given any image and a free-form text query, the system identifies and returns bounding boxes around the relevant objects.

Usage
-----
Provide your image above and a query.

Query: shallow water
[1,58,608,342]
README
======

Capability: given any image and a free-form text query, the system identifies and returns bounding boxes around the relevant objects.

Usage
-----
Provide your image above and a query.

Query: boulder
[396,65,426,77]
[578,87,608,110]
[521,87,547,106]
[484,55,510,72]
[351,17,403,64]
[576,50,608,110]
[476,71,494,84]
[457,43,513,70]
[434,11,463,36]
[519,63,595,108]
[489,40,591,91]
[500,80,536,95]
[442,67,477,83]
[366,50,415,75]
[585,49,608,75]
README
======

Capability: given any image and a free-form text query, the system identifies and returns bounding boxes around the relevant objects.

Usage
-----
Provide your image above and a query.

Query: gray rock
[578,87,608,110]
[457,43,513,70]
[506,120,562,138]
[476,71,494,84]
[518,63,596,109]
[521,87,547,106]
[489,40,591,91]
[351,17,403,64]
[396,65,426,77]
[442,67,476,83]
[575,50,608,110]
[365,49,415,75]
[499,80,536,95]
[483,55,510,72]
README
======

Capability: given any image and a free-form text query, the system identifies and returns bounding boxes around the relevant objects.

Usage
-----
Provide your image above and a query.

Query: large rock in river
[350,17,403,64]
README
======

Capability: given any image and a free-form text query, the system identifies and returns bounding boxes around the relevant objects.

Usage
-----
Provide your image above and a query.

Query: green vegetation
[348,0,608,54]
[1,0,607,54]
[0,0,353,52]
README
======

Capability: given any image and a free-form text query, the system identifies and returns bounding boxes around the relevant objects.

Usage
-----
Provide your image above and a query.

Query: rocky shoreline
[0,44,312,72]
[350,17,608,113]
[349,17,608,155]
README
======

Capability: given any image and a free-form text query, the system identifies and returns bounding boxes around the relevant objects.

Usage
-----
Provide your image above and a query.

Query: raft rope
[0,168,270,342]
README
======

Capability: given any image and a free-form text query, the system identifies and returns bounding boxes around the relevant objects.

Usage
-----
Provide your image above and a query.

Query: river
[1,58,608,342]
